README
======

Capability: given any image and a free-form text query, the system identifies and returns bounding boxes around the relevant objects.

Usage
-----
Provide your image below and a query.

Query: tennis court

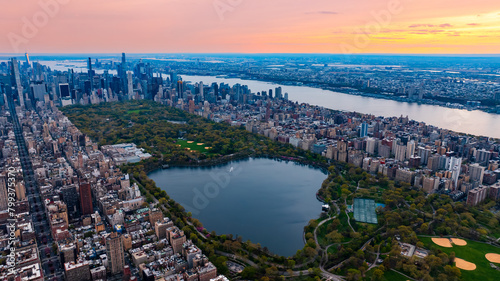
[353,198,378,224]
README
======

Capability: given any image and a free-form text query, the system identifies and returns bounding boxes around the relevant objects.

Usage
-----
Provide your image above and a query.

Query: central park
[61,100,500,281]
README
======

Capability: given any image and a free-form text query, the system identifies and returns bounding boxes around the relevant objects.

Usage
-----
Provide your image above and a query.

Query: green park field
[126,109,150,114]
[419,236,500,280]
[365,268,408,281]
[175,139,212,154]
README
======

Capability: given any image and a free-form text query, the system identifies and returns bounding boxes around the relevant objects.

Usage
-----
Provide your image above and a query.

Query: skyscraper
[170,72,177,86]
[0,73,12,106]
[177,80,183,98]
[30,82,47,102]
[87,57,92,72]
[62,185,80,219]
[87,57,94,92]
[106,232,125,274]
[25,53,30,65]
[406,140,415,158]
[448,157,462,188]
[127,72,134,99]
[59,83,70,98]
[10,58,24,108]
[212,82,219,97]
[121,53,126,69]
[394,144,407,162]
[360,122,368,137]
[418,147,431,165]
[275,87,282,99]
[469,163,485,185]
[476,149,492,166]
[366,137,377,155]
[198,82,204,98]
[79,183,93,215]
[121,53,128,95]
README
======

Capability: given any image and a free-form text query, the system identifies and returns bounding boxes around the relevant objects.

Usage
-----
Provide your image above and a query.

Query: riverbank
[180,71,500,115]
[180,74,500,139]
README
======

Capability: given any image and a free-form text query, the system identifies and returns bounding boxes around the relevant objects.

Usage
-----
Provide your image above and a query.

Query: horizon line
[1,52,500,57]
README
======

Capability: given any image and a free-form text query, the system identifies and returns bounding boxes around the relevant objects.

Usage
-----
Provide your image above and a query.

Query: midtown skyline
[2,0,500,54]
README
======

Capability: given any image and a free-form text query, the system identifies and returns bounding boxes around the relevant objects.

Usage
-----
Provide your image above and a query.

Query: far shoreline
[179,72,500,117]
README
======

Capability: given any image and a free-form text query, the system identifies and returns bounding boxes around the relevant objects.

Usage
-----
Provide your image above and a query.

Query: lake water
[181,74,500,139]
[148,158,327,257]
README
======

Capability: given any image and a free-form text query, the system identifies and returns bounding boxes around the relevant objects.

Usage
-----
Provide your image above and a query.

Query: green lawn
[316,219,334,247]
[365,268,408,281]
[419,236,500,280]
[327,244,340,255]
[126,109,150,114]
[175,139,212,154]
[383,269,411,281]
[315,213,357,247]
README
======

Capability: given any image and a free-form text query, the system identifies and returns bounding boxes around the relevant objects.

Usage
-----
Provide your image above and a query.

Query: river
[181,74,500,139]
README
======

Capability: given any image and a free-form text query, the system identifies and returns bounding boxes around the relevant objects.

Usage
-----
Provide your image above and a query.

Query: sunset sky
[1,0,500,54]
